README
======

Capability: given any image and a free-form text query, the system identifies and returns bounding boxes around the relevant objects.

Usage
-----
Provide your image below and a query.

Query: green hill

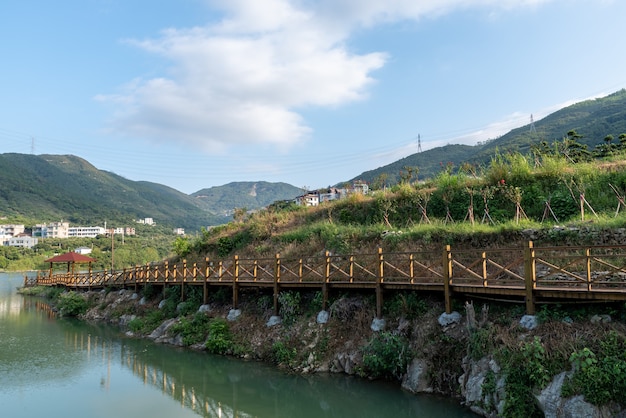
[0,153,221,229]
[191,181,302,216]
[351,89,626,185]
[0,154,304,230]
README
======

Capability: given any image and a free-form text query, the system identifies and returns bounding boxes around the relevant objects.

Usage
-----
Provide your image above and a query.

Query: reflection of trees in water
[21,317,475,418]
[14,301,474,418]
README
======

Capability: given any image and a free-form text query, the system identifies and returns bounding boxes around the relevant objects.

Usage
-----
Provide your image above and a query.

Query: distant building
[319,187,344,203]
[74,246,92,255]
[8,235,38,249]
[137,218,155,225]
[0,224,25,237]
[44,222,70,239]
[68,226,106,238]
[352,180,369,195]
[295,192,319,207]
[173,228,185,236]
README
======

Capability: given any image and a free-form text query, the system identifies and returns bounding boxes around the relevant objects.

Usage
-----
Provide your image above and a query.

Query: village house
[294,181,369,207]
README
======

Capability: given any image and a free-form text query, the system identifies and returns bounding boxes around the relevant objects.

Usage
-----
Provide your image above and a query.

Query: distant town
[1,218,186,249]
[1,181,370,250]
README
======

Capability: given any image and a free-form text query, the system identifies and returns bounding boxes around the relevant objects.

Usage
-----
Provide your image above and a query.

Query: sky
[2,0,626,194]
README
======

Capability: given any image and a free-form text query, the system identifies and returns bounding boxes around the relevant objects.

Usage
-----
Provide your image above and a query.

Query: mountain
[351,89,626,185]
[0,153,223,229]
[191,181,303,216]
[0,154,304,230]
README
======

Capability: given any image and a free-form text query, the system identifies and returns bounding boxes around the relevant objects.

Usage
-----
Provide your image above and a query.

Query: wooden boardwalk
[30,241,626,316]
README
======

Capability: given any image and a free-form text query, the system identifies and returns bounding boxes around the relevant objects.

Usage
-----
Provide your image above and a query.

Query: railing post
[298,259,303,283]
[233,255,239,309]
[274,253,281,316]
[409,253,414,284]
[443,245,453,314]
[585,247,592,291]
[203,257,209,305]
[376,248,383,319]
[524,241,536,315]
[481,251,487,287]
[323,252,331,311]
[349,255,354,283]
[181,260,187,302]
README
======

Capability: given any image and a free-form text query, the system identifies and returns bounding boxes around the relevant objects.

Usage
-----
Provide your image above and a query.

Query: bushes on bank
[56,291,89,317]
[361,331,411,380]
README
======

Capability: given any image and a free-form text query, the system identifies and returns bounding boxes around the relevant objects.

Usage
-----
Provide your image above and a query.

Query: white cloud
[99,0,554,151]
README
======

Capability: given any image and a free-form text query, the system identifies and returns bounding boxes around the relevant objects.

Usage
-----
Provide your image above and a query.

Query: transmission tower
[529,114,537,134]
[417,134,422,153]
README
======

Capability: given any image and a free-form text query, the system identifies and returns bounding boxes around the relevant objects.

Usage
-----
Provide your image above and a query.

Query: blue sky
[2,0,626,194]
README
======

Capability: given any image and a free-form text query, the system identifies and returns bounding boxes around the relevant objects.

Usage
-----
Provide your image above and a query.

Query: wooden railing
[30,242,626,316]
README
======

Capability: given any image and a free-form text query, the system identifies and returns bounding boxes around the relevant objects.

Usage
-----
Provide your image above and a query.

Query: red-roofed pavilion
[45,252,96,275]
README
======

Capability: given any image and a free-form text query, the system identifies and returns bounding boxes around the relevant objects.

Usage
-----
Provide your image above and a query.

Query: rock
[266,315,282,327]
[118,314,136,328]
[590,314,611,324]
[402,358,432,393]
[158,299,167,309]
[438,311,461,327]
[198,304,211,313]
[316,310,329,324]
[371,317,386,331]
[227,309,241,321]
[130,293,138,300]
[520,315,538,330]
[148,318,179,340]
[139,297,147,305]
[536,371,624,418]
[331,351,361,375]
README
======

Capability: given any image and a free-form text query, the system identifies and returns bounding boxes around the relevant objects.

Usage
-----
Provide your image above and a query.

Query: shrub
[278,291,301,325]
[271,341,297,366]
[56,291,89,317]
[205,318,233,354]
[500,337,550,418]
[563,332,626,405]
[170,312,212,346]
[362,331,411,380]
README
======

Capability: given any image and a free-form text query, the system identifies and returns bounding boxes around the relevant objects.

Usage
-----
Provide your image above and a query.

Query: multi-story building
[8,235,38,249]
[68,226,106,238]
[0,224,25,237]
[44,222,70,239]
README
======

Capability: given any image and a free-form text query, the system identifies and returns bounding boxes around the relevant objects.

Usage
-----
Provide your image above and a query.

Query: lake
[0,272,478,417]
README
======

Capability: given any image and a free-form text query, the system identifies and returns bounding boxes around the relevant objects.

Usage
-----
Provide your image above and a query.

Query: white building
[8,235,38,249]
[42,222,70,239]
[75,246,93,255]
[295,192,320,207]
[68,226,106,238]
[0,224,25,237]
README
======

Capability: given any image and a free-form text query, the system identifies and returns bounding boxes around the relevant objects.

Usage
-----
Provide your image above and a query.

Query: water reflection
[1,273,476,418]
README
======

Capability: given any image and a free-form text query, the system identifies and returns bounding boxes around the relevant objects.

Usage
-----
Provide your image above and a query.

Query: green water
[0,273,477,417]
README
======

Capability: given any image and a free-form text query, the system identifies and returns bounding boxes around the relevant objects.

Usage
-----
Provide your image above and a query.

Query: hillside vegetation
[0,154,301,229]
[352,89,626,186]
[178,136,626,262]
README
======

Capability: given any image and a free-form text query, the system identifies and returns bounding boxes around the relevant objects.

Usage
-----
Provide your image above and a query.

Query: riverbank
[21,281,626,418]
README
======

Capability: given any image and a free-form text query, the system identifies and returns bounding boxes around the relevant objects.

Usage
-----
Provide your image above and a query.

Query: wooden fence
[30,241,626,316]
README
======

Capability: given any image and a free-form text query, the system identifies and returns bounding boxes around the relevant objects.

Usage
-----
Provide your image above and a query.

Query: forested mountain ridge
[191,181,303,216]
[0,153,222,229]
[351,89,626,185]
[0,154,305,230]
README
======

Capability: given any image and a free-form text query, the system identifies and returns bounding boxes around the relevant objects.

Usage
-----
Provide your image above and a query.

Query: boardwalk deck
[29,241,626,316]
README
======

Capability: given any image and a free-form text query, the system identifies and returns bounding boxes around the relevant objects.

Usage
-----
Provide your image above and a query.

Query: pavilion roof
[44,252,96,263]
